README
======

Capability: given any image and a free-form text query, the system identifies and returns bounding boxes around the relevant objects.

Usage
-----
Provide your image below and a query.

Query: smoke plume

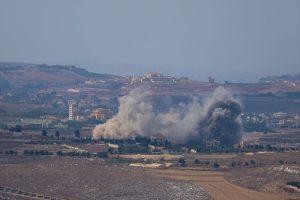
[93,87,242,146]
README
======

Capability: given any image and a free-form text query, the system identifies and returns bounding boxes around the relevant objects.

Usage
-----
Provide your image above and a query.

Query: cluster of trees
[23,150,53,156]
[178,158,186,166]
[278,160,296,165]
[118,145,150,154]
[231,160,257,167]
[243,120,270,132]
[0,150,18,155]
[193,159,215,166]
[179,158,220,168]
[56,150,91,158]
[190,159,259,168]
[287,181,300,189]
[41,130,81,138]
[101,136,172,148]
[97,152,108,158]
[9,125,22,133]
[71,137,92,143]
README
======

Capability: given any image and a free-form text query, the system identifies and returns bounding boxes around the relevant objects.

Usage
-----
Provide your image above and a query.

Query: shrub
[74,130,81,138]
[178,158,186,166]
[250,160,256,165]
[97,152,108,158]
[231,161,236,167]
[287,181,300,189]
[28,150,34,155]
[194,159,201,165]
[42,130,48,137]
[278,160,284,165]
[213,163,219,169]
[56,150,63,156]
[55,131,60,138]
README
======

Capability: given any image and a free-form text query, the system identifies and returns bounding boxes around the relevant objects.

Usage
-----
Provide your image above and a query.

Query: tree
[97,152,108,158]
[56,150,63,156]
[231,161,237,167]
[55,131,60,138]
[9,125,22,133]
[42,130,48,137]
[74,130,81,138]
[213,163,220,169]
[178,158,186,167]
[278,160,284,165]
[250,160,256,165]
[194,159,201,165]
[14,125,22,132]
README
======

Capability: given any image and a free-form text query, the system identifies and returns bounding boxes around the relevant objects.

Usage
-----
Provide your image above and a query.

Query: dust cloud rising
[93,87,242,146]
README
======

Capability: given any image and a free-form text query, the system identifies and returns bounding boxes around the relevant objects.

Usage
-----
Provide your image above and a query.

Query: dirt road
[154,168,286,200]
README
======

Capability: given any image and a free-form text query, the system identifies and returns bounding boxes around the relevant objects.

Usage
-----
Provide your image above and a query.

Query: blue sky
[0,0,299,82]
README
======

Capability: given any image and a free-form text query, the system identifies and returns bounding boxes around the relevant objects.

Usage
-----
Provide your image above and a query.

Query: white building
[68,100,77,120]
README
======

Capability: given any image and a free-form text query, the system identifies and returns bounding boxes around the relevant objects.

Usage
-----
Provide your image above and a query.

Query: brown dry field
[0,155,210,200]
[151,152,300,200]
[153,168,289,200]
[118,153,182,161]
[1,139,299,200]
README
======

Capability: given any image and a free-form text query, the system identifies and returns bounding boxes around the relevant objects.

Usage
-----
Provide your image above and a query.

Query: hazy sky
[0,0,299,82]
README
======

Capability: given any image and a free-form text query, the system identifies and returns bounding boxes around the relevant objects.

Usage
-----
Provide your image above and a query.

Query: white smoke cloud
[93,87,242,145]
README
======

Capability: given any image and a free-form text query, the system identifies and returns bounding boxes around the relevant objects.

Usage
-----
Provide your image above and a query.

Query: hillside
[0,62,299,115]
[259,74,300,83]
[0,63,123,89]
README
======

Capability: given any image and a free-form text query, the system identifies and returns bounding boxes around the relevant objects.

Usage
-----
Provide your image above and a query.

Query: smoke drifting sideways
[93,87,242,146]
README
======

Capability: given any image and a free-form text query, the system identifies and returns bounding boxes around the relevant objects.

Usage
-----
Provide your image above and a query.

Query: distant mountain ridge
[0,62,126,94]
[0,62,121,80]
[259,74,300,82]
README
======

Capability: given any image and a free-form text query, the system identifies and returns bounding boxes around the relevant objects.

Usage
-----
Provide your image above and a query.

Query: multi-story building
[68,100,77,120]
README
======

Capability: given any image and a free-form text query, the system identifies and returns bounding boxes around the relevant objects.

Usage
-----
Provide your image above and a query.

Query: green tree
[74,130,81,138]
[231,161,236,167]
[56,150,63,156]
[14,125,22,132]
[178,158,186,167]
[9,125,22,133]
[55,131,60,138]
[213,163,220,169]
[250,160,256,165]
[42,130,48,137]
[278,160,284,165]
[194,159,201,165]
[97,152,108,158]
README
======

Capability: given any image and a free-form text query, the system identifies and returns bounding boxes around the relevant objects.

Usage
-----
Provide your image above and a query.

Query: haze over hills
[0,62,300,115]
[259,74,300,83]
[0,1,299,199]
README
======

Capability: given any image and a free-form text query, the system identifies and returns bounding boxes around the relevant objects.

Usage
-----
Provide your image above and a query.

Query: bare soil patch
[154,168,287,200]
